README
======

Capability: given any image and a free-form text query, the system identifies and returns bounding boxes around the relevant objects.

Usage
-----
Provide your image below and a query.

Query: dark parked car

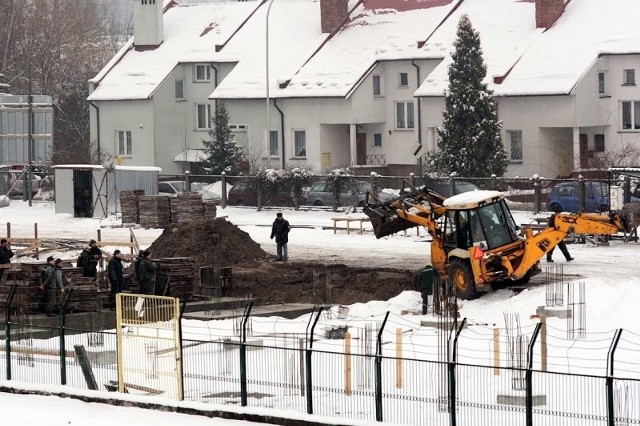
[546,181,640,212]
[227,181,293,206]
[424,180,479,198]
[305,180,395,207]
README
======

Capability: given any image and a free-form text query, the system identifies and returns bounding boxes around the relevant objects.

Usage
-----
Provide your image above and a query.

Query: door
[73,169,93,218]
[356,133,367,165]
[579,134,588,169]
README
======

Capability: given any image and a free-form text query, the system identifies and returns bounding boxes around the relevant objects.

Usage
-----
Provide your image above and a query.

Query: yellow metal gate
[115,293,183,400]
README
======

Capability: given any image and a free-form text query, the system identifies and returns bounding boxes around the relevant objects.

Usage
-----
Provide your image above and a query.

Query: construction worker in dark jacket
[270,212,290,261]
[77,246,92,277]
[44,258,67,316]
[0,238,14,283]
[138,250,157,295]
[87,239,102,280]
[107,250,125,308]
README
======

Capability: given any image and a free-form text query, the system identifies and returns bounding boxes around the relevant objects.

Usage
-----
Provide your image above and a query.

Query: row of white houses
[88,0,640,178]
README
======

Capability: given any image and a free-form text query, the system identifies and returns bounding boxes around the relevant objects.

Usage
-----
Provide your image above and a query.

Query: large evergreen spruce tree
[202,102,244,175]
[433,15,509,177]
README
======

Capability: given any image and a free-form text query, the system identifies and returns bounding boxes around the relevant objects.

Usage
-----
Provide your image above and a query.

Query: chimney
[321,0,348,34]
[133,0,164,48]
[535,0,566,29]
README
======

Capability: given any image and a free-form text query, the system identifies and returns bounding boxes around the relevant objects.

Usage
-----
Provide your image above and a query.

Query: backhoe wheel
[448,259,479,300]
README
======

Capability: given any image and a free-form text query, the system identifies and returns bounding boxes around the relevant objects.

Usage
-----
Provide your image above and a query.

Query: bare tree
[0,0,121,164]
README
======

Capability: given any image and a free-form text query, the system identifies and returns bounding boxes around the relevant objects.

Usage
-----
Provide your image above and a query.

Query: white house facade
[89,0,640,178]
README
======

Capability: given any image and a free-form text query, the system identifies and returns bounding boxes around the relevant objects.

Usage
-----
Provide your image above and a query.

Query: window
[621,101,640,130]
[395,102,414,129]
[623,69,635,85]
[196,104,211,129]
[598,72,605,94]
[372,75,381,96]
[507,130,523,162]
[116,131,132,156]
[175,79,185,100]
[594,134,605,152]
[373,133,382,147]
[269,130,279,156]
[194,64,211,82]
[293,130,306,157]
[398,72,409,87]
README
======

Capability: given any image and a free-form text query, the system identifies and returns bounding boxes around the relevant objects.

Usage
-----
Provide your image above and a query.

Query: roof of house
[89,0,640,102]
[266,0,458,98]
[211,0,329,99]
[416,0,640,97]
[88,1,261,101]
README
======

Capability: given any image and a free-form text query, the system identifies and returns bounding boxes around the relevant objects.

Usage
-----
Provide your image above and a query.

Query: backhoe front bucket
[363,205,418,238]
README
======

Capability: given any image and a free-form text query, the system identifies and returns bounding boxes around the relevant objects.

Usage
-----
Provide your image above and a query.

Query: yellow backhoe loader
[364,183,628,299]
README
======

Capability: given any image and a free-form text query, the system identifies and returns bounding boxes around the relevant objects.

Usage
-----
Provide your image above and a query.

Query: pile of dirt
[146,217,419,305]
[147,218,269,271]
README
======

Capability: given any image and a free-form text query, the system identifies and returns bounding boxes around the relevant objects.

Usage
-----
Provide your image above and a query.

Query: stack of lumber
[156,257,195,300]
[171,193,205,223]
[65,268,102,312]
[120,190,145,224]
[203,201,217,218]
[139,196,171,229]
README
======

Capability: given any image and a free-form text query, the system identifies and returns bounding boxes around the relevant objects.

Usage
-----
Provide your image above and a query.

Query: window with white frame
[598,72,605,94]
[507,130,523,162]
[373,133,382,147]
[395,101,414,129]
[623,69,635,85]
[175,79,185,100]
[621,101,640,130]
[229,124,248,149]
[398,72,409,87]
[372,75,381,96]
[293,130,306,157]
[116,130,132,156]
[196,104,211,129]
[194,64,211,82]
[269,130,279,156]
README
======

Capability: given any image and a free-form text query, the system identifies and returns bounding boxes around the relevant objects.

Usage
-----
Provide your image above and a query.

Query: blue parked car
[546,181,640,212]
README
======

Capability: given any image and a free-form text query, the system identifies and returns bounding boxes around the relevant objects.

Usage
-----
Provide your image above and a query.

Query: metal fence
[2,302,640,425]
[170,171,638,213]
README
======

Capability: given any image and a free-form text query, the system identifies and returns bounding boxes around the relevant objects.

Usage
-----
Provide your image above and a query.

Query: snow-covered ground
[1,199,639,425]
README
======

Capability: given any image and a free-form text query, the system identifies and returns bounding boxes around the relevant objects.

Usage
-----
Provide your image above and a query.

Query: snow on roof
[278,0,457,98]
[212,0,327,99]
[417,0,640,97]
[443,190,504,209]
[53,164,161,172]
[88,1,260,101]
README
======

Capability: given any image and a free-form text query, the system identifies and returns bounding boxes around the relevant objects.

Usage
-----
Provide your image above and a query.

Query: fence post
[533,176,541,214]
[221,173,227,208]
[184,171,191,191]
[5,284,18,380]
[606,329,623,426]
[177,300,186,401]
[306,307,323,415]
[578,176,586,212]
[449,318,467,426]
[375,312,390,422]
[240,302,253,407]
[449,174,457,197]
[490,174,497,191]
[623,176,631,204]
[256,177,263,212]
[526,322,542,426]
[370,172,379,195]
[409,172,415,188]
[59,289,73,385]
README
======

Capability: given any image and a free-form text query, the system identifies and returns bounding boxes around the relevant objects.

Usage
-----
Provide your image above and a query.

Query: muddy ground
[147,218,419,305]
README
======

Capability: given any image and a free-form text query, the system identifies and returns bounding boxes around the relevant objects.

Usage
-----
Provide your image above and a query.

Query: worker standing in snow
[270,212,290,261]
[138,250,157,295]
[107,250,124,308]
[87,239,102,281]
[44,258,68,316]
